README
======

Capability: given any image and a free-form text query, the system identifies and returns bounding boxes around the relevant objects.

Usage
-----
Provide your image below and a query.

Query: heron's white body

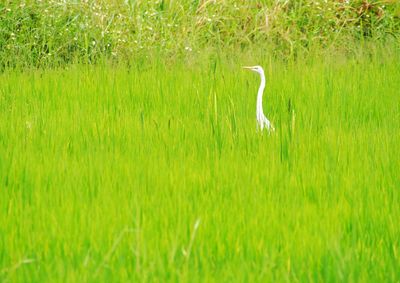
[244,65,275,132]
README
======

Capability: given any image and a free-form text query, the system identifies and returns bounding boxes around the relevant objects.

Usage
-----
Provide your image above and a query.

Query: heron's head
[243,65,264,75]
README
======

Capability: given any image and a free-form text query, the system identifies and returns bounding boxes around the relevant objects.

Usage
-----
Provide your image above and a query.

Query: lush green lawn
[0,53,399,282]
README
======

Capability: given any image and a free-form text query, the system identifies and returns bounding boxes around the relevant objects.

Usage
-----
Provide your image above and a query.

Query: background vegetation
[0,0,399,68]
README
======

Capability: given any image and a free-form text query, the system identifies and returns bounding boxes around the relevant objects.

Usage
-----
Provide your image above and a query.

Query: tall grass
[1,0,399,68]
[0,50,399,282]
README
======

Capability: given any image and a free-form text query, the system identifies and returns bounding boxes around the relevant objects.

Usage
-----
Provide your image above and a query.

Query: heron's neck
[257,74,265,115]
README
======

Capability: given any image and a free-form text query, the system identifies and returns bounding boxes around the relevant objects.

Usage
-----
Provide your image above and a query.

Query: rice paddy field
[0,48,399,282]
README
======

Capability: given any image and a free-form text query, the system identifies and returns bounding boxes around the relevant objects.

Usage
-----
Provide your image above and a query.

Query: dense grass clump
[0,51,399,281]
[1,0,399,68]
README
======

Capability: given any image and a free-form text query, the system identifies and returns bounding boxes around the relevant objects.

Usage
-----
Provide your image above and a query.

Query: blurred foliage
[0,0,399,68]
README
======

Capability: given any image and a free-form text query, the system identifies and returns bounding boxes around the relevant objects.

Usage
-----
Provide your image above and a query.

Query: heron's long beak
[242,66,253,70]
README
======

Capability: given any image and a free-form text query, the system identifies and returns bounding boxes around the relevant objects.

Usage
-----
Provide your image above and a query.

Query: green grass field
[1,51,400,282]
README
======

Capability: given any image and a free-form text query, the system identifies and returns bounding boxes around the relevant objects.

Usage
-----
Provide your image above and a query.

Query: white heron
[243,65,275,132]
